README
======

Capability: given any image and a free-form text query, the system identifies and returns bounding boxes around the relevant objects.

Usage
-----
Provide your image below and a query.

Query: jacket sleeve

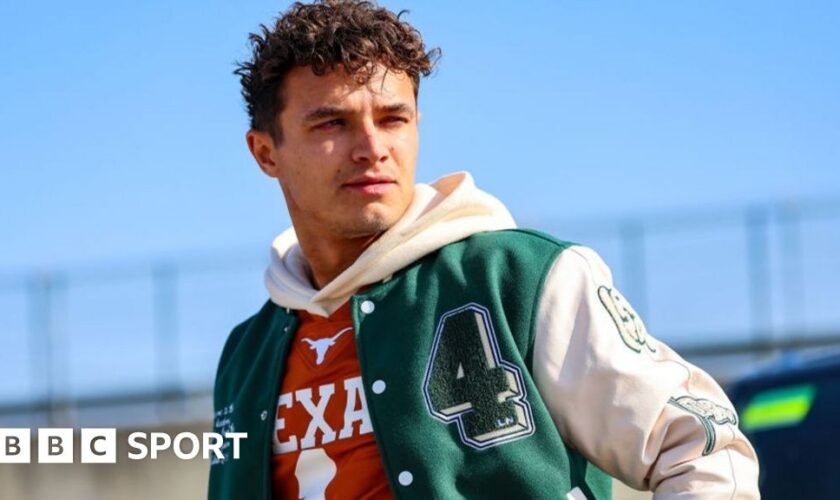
[532,245,759,499]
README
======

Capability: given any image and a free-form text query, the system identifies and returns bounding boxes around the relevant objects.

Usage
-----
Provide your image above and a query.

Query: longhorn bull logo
[301,327,353,365]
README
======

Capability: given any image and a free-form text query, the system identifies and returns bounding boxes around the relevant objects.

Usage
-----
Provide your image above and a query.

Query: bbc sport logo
[0,428,247,463]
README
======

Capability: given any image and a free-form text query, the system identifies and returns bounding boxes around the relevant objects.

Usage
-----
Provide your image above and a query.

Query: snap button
[260,410,268,421]
[360,300,375,314]
[398,471,413,486]
[372,380,386,394]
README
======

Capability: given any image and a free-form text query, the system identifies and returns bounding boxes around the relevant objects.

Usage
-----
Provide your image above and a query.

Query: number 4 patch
[423,303,535,449]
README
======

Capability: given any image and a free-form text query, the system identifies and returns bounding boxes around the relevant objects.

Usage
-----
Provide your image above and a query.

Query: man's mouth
[342,175,397,195]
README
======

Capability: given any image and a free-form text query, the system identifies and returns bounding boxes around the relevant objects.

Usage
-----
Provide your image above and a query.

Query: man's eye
[382,116,409,125]
[316,119,343,129]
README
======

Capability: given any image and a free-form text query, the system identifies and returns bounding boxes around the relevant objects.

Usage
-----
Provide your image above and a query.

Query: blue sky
[1,0,838,271]
[1,1,839,401]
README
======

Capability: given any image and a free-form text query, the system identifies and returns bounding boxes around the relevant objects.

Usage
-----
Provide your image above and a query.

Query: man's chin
[337,217,396,240]
[325,195,413,238]
[334,206,404,239]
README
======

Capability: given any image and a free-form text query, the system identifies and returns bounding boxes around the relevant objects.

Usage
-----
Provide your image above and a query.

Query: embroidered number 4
[423,303,534,449]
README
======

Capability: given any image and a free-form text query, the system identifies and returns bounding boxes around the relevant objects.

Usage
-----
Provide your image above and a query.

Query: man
[209,1,759,498]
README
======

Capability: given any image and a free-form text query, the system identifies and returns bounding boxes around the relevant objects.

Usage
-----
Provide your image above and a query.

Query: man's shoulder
[412,228,581,283]
[450,228,578,254]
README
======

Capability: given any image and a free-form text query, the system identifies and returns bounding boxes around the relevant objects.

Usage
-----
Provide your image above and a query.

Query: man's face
[249,65,419,241]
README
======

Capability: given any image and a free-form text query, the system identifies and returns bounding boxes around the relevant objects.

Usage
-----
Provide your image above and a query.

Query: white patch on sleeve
[597,285,655,354]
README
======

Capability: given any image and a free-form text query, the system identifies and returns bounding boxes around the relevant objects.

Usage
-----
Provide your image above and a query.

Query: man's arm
[533,246,759,498]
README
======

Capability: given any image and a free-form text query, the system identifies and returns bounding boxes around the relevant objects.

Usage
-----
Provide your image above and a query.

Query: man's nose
[351,121,389,165]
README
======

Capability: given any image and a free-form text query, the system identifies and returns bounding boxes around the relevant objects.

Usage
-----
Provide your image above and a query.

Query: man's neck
[296,229,383,289]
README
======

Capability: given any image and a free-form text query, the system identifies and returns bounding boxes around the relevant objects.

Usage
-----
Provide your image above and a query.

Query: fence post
[152,263,181,406]
[746,207,773,351]
[28,272,68,427]
[778,202,805,336]
[27,274,48,423]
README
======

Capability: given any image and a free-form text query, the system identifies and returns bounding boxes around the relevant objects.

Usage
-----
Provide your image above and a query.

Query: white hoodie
[264,171,760,499]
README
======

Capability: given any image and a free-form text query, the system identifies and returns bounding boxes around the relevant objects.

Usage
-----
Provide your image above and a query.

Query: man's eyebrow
[378,103,415,116]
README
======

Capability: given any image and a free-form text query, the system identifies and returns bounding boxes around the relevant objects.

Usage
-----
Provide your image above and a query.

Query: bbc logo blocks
[81,428,117,463]
[1,428,116,464]
[1,429,30,463]
[38,428,74,464]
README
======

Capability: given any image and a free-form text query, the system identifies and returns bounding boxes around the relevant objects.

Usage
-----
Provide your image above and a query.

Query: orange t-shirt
[271,302,393,499]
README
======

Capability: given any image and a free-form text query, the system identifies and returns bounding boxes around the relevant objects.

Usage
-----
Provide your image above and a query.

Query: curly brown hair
[235,0,441,141]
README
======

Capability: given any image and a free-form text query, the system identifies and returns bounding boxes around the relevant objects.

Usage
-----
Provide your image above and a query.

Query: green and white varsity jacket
[209,172,760,499]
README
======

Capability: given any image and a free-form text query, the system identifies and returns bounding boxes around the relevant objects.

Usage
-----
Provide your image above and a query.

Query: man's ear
[246,129,282,178]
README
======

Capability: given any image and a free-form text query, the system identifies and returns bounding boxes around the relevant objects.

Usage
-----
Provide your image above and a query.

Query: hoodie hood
[264,171,516,317]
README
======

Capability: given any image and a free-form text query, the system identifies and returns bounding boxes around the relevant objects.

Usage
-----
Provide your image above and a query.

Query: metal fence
[2,198,839,427]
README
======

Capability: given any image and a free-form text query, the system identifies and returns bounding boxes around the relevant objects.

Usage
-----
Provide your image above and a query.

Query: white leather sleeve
[533,246,760,499]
